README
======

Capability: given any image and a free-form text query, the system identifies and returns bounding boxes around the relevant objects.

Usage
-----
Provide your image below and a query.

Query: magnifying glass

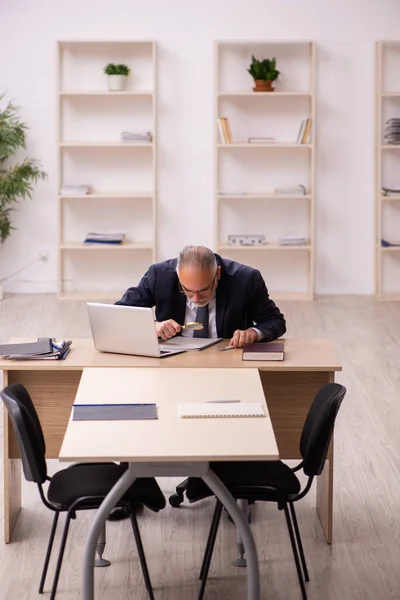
[181,321,204,331]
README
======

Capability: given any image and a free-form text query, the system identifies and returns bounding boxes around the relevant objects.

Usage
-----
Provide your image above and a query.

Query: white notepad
[178,402,265,418]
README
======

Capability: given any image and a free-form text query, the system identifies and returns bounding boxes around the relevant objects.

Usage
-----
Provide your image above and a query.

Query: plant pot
[107,75,126,91]
[253,80,275,92]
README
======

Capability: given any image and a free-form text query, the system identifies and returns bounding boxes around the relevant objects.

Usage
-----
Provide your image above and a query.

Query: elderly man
[116,245,286,348]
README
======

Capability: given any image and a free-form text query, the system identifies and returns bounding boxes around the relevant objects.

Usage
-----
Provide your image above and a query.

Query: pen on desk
[205,400,241,403]
[220,345,235,351]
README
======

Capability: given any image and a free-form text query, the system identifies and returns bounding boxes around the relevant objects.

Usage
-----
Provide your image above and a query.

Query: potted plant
[0,95,47,299]
[103,63,131,91]
[247,55,280,92]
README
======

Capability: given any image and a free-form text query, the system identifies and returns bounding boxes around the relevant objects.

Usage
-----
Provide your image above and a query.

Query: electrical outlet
[38,249,49,261]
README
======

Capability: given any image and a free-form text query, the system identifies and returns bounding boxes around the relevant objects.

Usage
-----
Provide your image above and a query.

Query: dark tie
[194,304,209,338]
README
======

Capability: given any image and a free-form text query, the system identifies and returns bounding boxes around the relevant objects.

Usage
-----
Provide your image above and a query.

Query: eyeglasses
[178,272,217,296]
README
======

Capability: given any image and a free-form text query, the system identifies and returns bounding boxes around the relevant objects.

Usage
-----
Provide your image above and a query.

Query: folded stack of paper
[0,339,72,361]
[384,118,400,144]
[121,131,152,143]
[273,184,307,195]
[60,184,91,195]
[84,232,126,244]
[278,236,308,246]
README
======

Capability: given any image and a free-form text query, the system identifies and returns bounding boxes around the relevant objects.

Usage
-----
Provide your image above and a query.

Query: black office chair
[1,383,166,600]
[184,382,346,600]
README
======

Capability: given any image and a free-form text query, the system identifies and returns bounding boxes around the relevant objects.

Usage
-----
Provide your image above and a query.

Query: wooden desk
[1,337,342,543]
[60,367,279,600]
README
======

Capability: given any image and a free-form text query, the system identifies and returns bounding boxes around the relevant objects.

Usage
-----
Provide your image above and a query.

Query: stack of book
[84,232,126,245]
[0,339,72,361]
[121,131,152,143]
[296,119,312,144]
[60,184,91,195]
[384,119,400,144]
[218,117,233,144]
[278,236,308,246]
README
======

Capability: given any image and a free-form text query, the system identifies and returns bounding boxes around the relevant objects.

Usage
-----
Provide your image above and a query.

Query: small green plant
[0,95,47,243]
[103,63,131,76]
[247,56,280,81]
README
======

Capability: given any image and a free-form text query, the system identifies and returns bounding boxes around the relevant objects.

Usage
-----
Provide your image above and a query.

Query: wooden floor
[0,293,399,600]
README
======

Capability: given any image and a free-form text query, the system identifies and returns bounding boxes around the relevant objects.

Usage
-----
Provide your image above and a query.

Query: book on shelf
[296,118,312,144]
[381,239,400,247]
[274,184,307,196]
[60,184,92,195]
[84,232,126,244]
[248,137,275,143]
[218,117,232,144]
[242,342,284,362]
[120,131,152,143]
[278,236,308,246]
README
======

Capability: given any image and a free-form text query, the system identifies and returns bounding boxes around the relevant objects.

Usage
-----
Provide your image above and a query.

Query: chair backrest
[0,384,47,483]
[300,383,346,477]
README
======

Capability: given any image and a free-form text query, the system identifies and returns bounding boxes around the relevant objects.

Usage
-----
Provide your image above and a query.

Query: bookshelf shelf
[57,40,157,299]
[60,90,153,97]
[60,242,153,250]
[215,40,315,300]
[375,41,400,299]
[59,191,153,200]
[217,143,312,149]
[380,245,400,252]
[60,141,153,148]
[217,244,311,251]
[217,91,312,98]
[218,194,311,200]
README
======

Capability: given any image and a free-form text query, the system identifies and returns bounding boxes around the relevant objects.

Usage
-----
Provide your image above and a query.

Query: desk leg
[316,437,334,544]
[82,465,137,600]
[2,371,22,544]
[202,469,260,600]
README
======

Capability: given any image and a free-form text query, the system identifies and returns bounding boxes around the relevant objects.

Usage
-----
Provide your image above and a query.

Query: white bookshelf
[57,40,157,300]
[214,40,315,300]
[375,41,400,300]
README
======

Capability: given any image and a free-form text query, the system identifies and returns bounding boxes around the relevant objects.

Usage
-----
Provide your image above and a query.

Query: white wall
[0,0,399,295]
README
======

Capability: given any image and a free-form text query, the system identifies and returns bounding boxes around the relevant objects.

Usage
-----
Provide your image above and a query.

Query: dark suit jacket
[116,254,286,341]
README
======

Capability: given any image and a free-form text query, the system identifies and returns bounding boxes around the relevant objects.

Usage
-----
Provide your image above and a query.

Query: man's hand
[155,319,181,340]
[229,328,258,348]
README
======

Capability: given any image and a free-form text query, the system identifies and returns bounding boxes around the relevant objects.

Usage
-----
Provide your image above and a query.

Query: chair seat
[48,464,166,512]
[186,461,301,503]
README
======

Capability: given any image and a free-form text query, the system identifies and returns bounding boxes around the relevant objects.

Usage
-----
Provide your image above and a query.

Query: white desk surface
[59,368,279,463]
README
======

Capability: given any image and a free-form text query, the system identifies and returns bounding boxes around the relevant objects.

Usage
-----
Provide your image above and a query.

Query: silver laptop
[87,303,185,358]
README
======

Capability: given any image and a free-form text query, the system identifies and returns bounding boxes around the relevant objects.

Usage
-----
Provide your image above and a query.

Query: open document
[160,337,222,351]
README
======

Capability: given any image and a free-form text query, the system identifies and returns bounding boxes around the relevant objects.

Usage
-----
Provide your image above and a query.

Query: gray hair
[177,245,217,273]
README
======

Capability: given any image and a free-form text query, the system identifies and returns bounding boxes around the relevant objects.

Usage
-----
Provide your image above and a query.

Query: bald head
[177,245,217,273]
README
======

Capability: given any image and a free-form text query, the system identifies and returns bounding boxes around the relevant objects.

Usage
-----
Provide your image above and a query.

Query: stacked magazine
[84,232,126,245]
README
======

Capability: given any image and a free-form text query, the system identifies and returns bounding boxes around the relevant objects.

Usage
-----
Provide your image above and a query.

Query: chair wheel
[169,493,184,507]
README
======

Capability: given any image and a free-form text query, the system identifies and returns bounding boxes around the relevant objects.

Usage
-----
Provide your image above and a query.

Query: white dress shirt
[180,296,264,340]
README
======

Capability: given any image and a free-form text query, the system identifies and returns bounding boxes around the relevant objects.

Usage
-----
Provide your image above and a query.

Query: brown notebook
[242,342,284,361]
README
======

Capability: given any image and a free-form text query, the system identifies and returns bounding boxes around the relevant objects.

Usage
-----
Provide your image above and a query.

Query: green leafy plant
[247,56,280,81]
[0,95,47,243]
[103,63,131,76]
